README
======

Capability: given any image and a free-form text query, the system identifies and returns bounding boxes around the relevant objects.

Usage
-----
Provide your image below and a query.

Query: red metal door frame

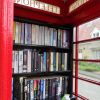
[0,0,14,100]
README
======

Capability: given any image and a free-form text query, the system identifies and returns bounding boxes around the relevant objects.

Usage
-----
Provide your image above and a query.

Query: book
[18,50,23,73]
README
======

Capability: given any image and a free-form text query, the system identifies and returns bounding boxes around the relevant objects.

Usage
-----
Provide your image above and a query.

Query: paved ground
[75,71,100,100]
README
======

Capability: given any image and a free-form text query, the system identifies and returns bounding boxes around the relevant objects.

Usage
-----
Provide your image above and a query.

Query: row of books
[13,77,68,100]
[13,50,68,73]
[14,21,69,48]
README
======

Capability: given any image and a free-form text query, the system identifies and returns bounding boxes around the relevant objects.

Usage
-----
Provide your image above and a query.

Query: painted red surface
[0,0,100,99]
[0,0,13,100]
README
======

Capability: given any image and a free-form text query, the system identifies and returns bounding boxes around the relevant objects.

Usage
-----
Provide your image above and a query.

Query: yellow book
[13,21,16,42]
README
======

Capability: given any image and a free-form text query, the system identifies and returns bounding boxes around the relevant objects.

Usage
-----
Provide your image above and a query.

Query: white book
[44,27,48,45]
[32,24,36,44]
[43,79,46,99]
[19,50,23,73]
[12,51,15,73]
[41,26,45,45]
[50,52,53,71]
[14,51,19,73]
[27,50,32,72]
[30,80,34,100]
[15,22,21,43]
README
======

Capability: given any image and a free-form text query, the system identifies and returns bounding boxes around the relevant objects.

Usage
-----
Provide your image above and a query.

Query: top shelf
[13,43,70,53]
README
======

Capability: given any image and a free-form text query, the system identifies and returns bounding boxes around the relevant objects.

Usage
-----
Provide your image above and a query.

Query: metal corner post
[0,0,14,100]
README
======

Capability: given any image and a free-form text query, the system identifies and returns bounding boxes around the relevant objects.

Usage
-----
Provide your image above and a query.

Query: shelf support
[0,0,14,100]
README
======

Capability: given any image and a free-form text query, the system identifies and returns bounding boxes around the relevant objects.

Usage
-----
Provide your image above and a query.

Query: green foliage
[79,62,100,72]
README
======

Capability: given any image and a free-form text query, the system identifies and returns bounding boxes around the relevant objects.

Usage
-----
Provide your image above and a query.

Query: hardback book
[53,28,57,46]
[41,26,45,45]
[18,50,23,73]
[61,53,65,71]
[58,29,61,47]
[56,52,59,71]
[30,80,34,100]
[39,26,42,45]
[23,50,28,73]
[46,52,50,71]
[12,51,15,73]
[15,22,21,43]
[27,50,32,72]
[45,27,49,45]
[32,24,36,44]
[13,21,16,42]
[43,79,46,100]
[25,23,32,44]
[20,23,25,44]
[64,53,68,71]
[14,51,19,73]
[45,79,49,99]
[35,25,39,45]
[43,52,46,72]
[53,52,56,71]
[63,30,69,48]
[50,28,54,46]
[50,52,53,71]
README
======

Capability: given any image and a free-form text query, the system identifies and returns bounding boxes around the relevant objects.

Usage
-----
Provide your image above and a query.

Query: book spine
[20,23,25,44]
[18,50,23,73]
[23,50,28,73]
[14,51,19,73]
[43,52,46,72]
[32,24,36,44]
[50,52,53,71]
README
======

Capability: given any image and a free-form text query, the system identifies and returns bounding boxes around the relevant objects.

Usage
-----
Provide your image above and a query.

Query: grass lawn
[79,62,100,72]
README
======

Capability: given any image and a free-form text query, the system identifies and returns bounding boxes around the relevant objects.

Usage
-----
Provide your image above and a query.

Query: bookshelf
[12,17,74,100]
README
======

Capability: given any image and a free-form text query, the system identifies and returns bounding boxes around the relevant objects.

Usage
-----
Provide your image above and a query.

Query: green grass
[79,62,100,72]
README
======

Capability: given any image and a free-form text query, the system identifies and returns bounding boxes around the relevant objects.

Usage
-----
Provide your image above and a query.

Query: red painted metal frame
[74,26,79,99]
[0,0,14,100]
[73,93,89,100]
[73,37,100,44]
[73,59,100,63]
[74,76,100,86]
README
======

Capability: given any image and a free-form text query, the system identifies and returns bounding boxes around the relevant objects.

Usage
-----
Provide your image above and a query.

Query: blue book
[43,52,46,71]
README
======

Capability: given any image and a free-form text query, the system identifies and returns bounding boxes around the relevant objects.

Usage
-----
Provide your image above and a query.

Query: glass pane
[78,41,100,60]
[73,44,76,59]
[78,79,100,100]
[79,62,100,78]
[78,18,100,41]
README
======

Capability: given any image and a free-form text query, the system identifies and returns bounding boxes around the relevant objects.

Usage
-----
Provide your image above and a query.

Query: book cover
[50,28,54,46]
[20,23,25,44]
[56,52,58,71]
[64,53,68,71]
[41,26,45,45]
[53,52,56,71]
[23,50,28,73]
[43,52,46,72]
[15,22,21,43]
[46,52,50,71]
[50,52,53,71]
[27,50,32,72]
[32,24,36,44]
[58,29,61,47]
[18,50,23,73]
[25,23,32,44]
[13,21,16,43]
[53,28,57,46]
[30,80,34,100]
[14,51,19,73]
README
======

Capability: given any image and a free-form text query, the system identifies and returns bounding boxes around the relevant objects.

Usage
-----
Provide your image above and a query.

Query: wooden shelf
[13,71,71,78]
[13,43,70,53]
